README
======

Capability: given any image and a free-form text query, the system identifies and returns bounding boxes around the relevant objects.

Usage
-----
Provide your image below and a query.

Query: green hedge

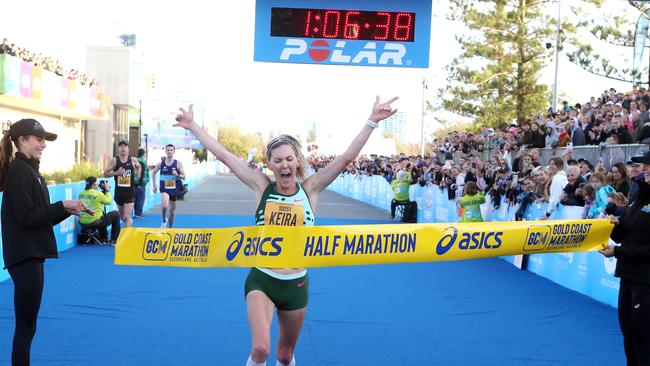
[42,162,104,184]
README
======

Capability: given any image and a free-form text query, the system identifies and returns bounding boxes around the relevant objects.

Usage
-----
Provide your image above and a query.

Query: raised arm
[304,96,398,196]
[174,105,269,193]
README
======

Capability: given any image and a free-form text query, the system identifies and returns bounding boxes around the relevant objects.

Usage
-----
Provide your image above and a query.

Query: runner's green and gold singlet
[255,183,315,227]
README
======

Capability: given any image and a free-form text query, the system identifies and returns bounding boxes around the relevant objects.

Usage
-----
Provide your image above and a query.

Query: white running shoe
[161,219,168,228]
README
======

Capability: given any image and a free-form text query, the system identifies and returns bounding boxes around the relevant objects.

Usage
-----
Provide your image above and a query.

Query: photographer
[78,177,121,244]
[390,170,417,222]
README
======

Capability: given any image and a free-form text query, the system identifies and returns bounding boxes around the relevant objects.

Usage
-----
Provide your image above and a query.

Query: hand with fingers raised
[174,104,197,130]
[368,96,399,123]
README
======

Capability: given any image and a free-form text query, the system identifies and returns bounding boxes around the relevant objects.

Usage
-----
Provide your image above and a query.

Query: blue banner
[327,174,620,308]
[0,161,218,282]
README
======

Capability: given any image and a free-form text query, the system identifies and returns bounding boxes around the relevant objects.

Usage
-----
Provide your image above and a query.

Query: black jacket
[610,181,650,285]
[1,153,70,268]
[561,176,586,207]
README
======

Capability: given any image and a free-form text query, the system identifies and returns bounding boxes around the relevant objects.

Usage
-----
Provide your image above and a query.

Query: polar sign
[254,0,431,68]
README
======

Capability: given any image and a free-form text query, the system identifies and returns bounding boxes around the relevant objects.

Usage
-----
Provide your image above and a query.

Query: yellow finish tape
[114,219,613,268]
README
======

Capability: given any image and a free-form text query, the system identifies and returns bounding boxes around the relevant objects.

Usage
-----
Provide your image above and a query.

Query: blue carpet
[0,214,624,365]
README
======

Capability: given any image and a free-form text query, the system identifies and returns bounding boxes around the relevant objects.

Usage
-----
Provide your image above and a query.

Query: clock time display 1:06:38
[270,8,416,42]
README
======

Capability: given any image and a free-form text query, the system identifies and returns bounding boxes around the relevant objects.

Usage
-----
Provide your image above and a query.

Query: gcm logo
[142,233,172,261]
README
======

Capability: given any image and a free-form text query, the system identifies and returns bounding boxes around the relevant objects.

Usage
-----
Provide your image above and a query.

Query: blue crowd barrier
[329,174,620,308]
[0,161,219,282]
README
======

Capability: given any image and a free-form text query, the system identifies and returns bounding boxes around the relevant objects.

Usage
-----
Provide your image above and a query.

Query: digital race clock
[270,8,415,42]
[254,0,431,68]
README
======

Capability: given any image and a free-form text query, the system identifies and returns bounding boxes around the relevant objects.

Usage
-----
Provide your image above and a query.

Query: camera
[98,180,108,192]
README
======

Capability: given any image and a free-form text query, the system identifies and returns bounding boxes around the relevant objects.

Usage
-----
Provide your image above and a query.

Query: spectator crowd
[308,87,650,222]
[1,37,100,90]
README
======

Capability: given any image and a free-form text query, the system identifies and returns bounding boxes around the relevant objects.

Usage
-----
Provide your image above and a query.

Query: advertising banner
[19,61,32,98]
[31,66,42,101]
[115,219,613,268]
[141,100,204,149]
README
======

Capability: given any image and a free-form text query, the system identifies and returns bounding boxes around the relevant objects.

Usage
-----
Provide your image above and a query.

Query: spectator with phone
[78,177,121,245]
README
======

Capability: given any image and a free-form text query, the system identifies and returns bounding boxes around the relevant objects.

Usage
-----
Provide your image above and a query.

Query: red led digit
[394,13,413,41]
[322,10,341,38]
[304,10,312,36]
[375,12,391,40]
[343,11,360,39]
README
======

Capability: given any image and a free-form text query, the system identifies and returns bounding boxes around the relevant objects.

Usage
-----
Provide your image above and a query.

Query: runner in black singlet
[103,139,140,227]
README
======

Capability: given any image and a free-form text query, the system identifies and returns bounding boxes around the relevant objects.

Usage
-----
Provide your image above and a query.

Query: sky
[0,0,640,151]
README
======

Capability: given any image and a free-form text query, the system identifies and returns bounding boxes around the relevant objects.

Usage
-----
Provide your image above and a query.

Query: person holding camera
[78,177,121,244]
[390,169,416,222]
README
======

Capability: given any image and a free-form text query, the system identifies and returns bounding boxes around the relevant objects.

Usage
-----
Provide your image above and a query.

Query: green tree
[217,123,266,162]
[563,1,647,84]
[307,123,317,143]
[440,0,554,128]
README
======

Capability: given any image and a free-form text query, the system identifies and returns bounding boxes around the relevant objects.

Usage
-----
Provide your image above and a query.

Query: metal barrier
[443,144,648,169]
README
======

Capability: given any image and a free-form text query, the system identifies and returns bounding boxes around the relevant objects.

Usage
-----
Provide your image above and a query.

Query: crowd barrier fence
[328,174,620,308]
[0,161,219,282]
[444,144,648,170]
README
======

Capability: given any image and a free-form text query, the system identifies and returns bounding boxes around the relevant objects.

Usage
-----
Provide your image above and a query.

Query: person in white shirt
[541,156,568,220]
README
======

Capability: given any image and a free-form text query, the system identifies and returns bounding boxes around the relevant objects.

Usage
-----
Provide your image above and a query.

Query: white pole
[552,0,561,113]
[421,77,426,156]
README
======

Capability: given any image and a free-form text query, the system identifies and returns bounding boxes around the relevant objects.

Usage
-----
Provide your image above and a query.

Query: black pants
[85,211,121,241]
[618,279,650,366]
[8,258,45,366]
[391,200,417,222]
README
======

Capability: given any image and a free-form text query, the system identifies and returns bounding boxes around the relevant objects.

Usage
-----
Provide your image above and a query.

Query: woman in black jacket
[0,118,86,366]
[600,151,650,366]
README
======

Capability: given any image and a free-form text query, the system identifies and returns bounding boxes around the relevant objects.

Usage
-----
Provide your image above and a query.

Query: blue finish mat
[0,214,624,365]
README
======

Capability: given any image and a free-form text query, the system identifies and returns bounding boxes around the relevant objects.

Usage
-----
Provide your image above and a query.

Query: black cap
[10,118,57,141]
[631,151,650,164]
[118,139,129,146]
[84,176,97,189]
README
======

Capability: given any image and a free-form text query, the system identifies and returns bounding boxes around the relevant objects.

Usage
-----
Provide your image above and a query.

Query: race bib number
[117,174,131,187]
[264,202,304,227]
[164,180,177,189]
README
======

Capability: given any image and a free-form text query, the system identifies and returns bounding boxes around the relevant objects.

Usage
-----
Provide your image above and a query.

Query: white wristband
[366,119,379,129]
